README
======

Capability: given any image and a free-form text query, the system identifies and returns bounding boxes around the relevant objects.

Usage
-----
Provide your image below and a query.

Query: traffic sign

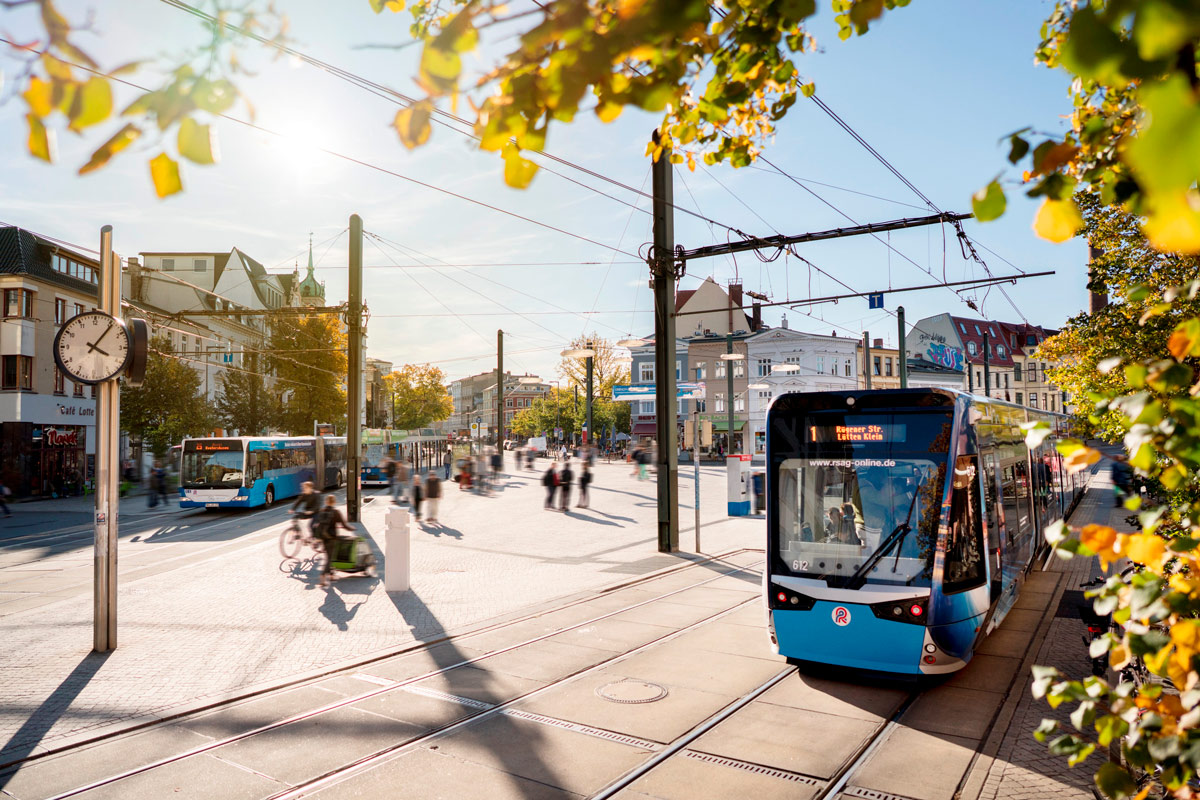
[868,292,884,309]
[476,416,482,424]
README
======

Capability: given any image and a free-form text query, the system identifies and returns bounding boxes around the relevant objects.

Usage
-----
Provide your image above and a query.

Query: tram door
[998,447,1033,592]
[980,450,1003,602]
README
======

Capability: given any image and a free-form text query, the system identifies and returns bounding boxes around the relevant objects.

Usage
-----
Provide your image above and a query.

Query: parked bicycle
[279,512,324,559]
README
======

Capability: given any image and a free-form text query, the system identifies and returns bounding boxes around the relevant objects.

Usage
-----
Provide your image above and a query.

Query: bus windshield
[181,441,245,489]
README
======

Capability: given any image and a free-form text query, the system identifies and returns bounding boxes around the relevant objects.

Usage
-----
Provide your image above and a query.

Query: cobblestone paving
[0,461,762,764]
[977,457,1131,800]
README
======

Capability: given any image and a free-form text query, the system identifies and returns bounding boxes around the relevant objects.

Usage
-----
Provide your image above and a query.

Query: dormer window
[967,341,978,356]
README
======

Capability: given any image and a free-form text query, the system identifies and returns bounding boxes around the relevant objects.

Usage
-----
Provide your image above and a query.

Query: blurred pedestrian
[396,457,410,504]
[410,470,424,520]
[424,469,441,523]
[578,463,592,508]
[543,461,559,510]
[314,495,353,588]
[490,448,502,479]
[444,447,453,480]
[383,456,399,504]
[559,459,573,511]
[0,478,11,517]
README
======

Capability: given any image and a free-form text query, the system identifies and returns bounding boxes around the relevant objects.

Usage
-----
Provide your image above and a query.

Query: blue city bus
[361,429,394,486]
[179,435,346,509]
[765,389,1085,676]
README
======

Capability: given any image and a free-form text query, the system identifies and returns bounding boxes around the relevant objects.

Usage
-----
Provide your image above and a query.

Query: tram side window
[1002,461,1032,559]
[980,451,999,541]
[944,455,985,593]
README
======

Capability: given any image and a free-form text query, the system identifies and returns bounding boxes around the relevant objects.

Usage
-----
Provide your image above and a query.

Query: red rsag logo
[832,606,851,626]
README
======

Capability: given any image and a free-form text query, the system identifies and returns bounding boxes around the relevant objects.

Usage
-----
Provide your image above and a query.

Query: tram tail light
[768,585,815,610]
[869,596,928,625]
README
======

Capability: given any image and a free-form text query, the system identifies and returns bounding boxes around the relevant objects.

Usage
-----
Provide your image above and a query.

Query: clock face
[54,312,132,384]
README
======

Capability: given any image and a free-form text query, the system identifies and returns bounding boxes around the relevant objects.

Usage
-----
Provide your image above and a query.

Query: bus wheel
[265,486,275,506]
[337,470,344,488]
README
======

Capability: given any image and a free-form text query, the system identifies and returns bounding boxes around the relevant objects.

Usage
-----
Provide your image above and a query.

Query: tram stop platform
[0,459,1125,800]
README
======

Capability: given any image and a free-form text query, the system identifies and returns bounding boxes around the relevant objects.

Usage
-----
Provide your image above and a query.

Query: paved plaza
[0,453,1131,800]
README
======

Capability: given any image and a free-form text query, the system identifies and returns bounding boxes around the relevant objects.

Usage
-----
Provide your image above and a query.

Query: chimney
[873,338,884,349]
[781,315,788,330]
[751,302,761,332]
[1088,242,1108,314]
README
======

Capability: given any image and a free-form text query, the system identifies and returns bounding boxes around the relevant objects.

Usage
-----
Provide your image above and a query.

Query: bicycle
[279,513,324,559]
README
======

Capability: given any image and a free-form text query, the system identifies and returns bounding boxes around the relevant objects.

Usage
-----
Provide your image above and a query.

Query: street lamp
[718,339,745,455]
[562,343,595,446]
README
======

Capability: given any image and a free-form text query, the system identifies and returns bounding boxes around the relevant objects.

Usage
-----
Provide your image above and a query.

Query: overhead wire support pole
[497,330,504,448]
[347,216,364,523]
[675,212,971,263]
[650,131,679,554]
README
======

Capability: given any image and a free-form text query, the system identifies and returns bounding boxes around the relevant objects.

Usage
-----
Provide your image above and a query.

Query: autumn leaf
[1063,445,1101,474]
[1125,533,1166,568]
[23,77,53,118]
[972,179,1006,222]
[67,76,113,132]
[393,101,433,149]
[149,152,182,198]
[1169,319,1200,360]
[1033,198,1083,243]
[1143,191,1200,254]
[177,118,217,165]
[26,114,53,162]
[79,123,140,175]
[1080,523,1124,570]
[502,142,539,189]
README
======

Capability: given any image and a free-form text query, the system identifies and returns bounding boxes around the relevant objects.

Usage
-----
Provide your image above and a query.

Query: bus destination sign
[808,424,906,443]
[190,441,239,452]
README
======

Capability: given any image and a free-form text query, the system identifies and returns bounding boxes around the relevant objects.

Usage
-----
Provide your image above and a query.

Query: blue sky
[0,0,1083,382]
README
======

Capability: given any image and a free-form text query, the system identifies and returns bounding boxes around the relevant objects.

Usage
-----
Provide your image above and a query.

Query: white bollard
[384,507,411,592]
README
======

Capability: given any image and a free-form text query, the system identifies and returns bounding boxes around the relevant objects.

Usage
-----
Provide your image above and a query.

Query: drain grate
[401,685,496,710]
[500,709,662,751]
[681,751,821,785]
[595,679,669,704]
[843,786,917,800]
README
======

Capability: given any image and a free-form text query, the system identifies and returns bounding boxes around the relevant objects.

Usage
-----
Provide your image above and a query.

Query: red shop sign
[45,428,79,447]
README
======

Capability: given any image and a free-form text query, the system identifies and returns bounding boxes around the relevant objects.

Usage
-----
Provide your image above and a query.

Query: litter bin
[751,470,765,514]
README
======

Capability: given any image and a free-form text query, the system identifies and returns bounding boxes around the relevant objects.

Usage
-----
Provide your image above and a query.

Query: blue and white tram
[178,435,346,509]
[765,389,1086,676]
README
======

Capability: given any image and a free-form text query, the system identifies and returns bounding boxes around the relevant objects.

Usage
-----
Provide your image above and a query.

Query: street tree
[213,353,275,435]
[557,334,630,395]
[266,311,346,435]
[120,333,211,459]
[6,0,885,195]
[384,364,453,430]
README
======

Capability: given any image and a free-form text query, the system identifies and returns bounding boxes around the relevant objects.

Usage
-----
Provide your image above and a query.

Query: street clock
[53,311,148,385]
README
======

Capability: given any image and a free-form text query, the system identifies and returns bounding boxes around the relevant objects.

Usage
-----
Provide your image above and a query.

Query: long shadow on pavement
[0,651,110,779]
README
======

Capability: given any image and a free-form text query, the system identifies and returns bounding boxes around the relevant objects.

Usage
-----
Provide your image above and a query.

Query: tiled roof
[0,225,100,297]
[674,289,695,312]
[948,315,1015,367]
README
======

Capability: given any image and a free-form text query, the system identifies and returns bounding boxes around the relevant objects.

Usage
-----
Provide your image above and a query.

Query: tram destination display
[807,423,907,443]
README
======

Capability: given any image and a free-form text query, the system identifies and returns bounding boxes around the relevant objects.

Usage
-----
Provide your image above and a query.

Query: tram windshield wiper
[843,473,926,590]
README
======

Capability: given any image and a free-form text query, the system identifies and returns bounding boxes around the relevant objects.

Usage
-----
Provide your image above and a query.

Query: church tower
[297,233,326,307]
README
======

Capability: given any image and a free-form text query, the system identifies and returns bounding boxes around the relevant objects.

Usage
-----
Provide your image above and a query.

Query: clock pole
[94,226,120,652]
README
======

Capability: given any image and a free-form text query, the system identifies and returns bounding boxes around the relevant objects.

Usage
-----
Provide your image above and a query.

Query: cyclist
[290,481,321,534]
[314,494,354,587]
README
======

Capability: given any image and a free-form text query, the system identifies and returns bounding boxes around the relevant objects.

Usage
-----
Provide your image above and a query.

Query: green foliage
[384,364,453,430]
[120,334,211,458]
[267,312,347,436]
[213,354,275,436]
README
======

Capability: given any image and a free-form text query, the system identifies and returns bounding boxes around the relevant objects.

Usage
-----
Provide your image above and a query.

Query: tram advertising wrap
[765,389,1086,676]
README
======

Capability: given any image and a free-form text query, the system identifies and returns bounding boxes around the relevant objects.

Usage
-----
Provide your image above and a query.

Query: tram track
[10,556,764,800]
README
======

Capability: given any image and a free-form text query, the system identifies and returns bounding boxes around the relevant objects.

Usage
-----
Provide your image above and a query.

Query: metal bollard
[384,507,411,592]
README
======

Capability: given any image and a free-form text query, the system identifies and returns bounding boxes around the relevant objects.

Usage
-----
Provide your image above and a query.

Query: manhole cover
[595,679,668,704]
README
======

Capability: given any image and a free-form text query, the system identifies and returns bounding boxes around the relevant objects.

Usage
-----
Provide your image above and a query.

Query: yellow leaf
[1126,533,1166,568]
[502,143,538,189]
[1144,191,1200,254]
[1080,523,1123,571]
[1032,198,1083,243]
[418,44,460,95]
[27,113,54,162]
[595,102,622,123]
[1146,644,1173,676]
[1063,446,1101,474]
[1172,620,1200,653]
[23,77,53,118]
[67,76,112,131]
[149,152,182,199]
[177,117,216,165]
[687,152,696,172]
[1110,641,1132,670]
[393,101,433,150]
[79,123,140,175]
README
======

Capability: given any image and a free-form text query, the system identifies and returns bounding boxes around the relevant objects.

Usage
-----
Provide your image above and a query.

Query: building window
[1043,393,1049,409]
[873,356,881,376]
[974,324,980,334]
[829,358,837,375]
[675,360,682,380]
[695,400,706,413]
[885,358,893,377]
[844,359,852,377]
[55,298,67,325]
[1050,394,1056,412]
[967,341,977,356]
[756,359,771,377]
[4,288,33,318]
[639,400,655,415]
[1030,393,1038,409]
[959,323,967,333]
[638,362,654,383]
[194,258,206,272]
[74,303,85,317]
[162,258,175,271]
[74,379,85,397]
[734,395,744,412]
[2,355,33,390]
[1016,391,1024,405]
[816,356,824,373]
[695,362,706,380]
[1004,374,1010,388]
[1014,362,1023,381]
[976,371,983,388]
[715,361,726,378]
[715,393,725,412]
[1026,334,1037,346]
[997,345,1005,358]
[54,367,65,394]
[733,360,744,378]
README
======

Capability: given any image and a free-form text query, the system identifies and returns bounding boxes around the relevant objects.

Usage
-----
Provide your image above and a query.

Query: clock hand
[86,322,114,354]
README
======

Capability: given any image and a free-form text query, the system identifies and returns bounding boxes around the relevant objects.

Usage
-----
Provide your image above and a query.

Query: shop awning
[632,423,658,435]
[708,419,746,432]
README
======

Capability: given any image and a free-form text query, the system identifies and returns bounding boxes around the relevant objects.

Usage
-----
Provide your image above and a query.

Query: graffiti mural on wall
[926,343,964,371]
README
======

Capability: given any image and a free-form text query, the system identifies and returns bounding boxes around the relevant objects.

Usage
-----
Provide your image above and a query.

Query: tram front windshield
[181,440,245,489]
[773,411,951,589]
